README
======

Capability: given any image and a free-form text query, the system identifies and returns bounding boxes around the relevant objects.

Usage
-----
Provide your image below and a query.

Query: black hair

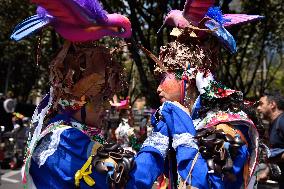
[119,109,128,118]
[264,90,284,111]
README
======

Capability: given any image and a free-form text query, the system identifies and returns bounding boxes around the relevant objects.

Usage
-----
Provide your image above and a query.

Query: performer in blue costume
[128,1,263,189]
[10,0,138,188]
[11,0,262,189]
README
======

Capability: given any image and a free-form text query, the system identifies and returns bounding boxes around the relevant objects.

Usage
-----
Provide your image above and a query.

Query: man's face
[257,96,273,120]
[157,72,182,103]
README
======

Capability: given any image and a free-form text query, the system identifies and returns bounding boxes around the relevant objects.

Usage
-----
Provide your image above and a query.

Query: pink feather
[53,14,131,41]
[164,10,190,28]
[182,0,215,26]
[223,14,264,27]
[32,0,91,25]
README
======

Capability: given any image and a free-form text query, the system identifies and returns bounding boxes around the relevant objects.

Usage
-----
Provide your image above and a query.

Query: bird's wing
[10,15,50,41]
[163,10,190,28]
[223,14,264,27]
[182,0,215,24]
[205,19,236,54]
[31,0,107,26]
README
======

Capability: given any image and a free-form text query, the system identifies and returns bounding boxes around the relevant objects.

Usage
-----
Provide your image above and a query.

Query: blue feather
[13,15,43,32]
[205,20,237,54]
[10,15,50,41]
[206,6,230,25]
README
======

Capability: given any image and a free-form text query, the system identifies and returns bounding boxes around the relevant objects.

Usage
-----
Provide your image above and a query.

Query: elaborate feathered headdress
[10,3,132,181]
[162,0,263,53]
[10,0,132,107]
[142,0,263,77]
[152,1,262,184]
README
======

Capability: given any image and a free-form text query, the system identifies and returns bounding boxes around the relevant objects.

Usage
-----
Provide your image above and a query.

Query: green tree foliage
[100,0,187,107]
[0,0,60,101]
[102,0,284,105]
[218,0,284,97]
[1,0,283,106]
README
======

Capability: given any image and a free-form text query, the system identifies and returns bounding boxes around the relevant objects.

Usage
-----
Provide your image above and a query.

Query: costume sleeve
[176,146,211,189]
[159,102,212,189]
[30,127,108,189]
[126,147,165,189]
[178,147,248,189]
[126,113,169,189]
[223,145,249,189]
[178,132,249,189]
[178,142,247,189]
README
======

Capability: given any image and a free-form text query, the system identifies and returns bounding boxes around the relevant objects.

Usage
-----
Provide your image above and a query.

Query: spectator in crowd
[145,115,153,137]
[140,115,148,136]
[257,91,284,188]
[115,109,134,149]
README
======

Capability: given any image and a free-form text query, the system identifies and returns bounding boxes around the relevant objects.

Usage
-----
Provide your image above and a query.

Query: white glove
[195,71,214,94]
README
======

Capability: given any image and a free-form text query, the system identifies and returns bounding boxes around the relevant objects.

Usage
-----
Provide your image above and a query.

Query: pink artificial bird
[163,0,214,28]
[160,0,263,53]
[11,0,132,42]
[163,0,263,29]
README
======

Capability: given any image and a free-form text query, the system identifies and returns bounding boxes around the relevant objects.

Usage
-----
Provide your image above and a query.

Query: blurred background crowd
[0,0,283,188]
[0,94,154,170]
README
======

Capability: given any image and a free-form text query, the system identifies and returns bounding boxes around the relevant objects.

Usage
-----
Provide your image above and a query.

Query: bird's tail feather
[11,15,50,41]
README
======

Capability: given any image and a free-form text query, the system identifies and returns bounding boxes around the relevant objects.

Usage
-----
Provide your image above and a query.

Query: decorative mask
[50,41,123,111]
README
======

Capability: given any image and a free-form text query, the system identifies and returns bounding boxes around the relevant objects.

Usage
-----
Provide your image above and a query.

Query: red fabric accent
[157,174,168,189]
[180,80,185,105]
